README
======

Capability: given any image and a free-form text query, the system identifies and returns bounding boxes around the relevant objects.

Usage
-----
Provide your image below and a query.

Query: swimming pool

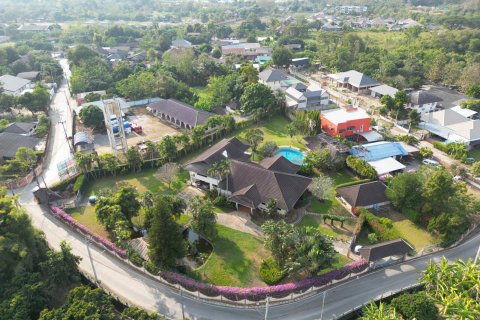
[275,147,305,165]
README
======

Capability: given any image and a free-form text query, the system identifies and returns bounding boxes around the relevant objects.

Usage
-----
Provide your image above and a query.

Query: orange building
[321,107,371,138]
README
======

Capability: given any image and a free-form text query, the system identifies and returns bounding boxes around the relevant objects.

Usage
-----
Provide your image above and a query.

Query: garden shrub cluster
[353,212,366,236]
[391,292,439,320]
[259,258,284,285]
[432,141,467,161]
[359,209,402,242]
[35,114,50,138]
[161,259,368,301]
[346,156,377,179]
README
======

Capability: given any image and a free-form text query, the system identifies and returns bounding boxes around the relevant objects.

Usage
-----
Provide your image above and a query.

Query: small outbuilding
[358,239,413,266]
[337,181,390,211]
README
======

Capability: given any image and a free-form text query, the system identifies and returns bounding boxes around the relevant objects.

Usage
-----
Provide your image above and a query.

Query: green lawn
[68,205,109,239]
[332,170,359,186]
[468,147,480,161]
[192,224,270,287]
[298,215,353,241]
[83,168,189,196]
[236,115,306,150]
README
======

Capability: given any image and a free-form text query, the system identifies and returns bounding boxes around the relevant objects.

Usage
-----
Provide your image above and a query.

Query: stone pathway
[216,211,263,238]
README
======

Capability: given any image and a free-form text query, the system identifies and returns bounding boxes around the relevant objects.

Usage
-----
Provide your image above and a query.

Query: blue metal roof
[351,141,409,161]
[74,131,91,146]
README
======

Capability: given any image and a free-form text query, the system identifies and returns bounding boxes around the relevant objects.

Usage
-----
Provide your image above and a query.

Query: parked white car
[422,159,440,166]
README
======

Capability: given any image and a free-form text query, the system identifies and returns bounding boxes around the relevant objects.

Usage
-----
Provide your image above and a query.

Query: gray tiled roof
[259,68,290,83]
[16,71,40,81]
[148,99,212,128]
[337,181,389,208]
[409,91,443,105]
[3,122,36,134]
[0,75,31,93]
[332,70,379,88]
[0,132,41,159]
[359,239,413,262]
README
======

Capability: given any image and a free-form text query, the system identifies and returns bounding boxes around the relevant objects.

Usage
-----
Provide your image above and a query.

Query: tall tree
[240,83,275,115]
[155,163,179,188]
[262,220,295,268]
[79,105,104,128]
[126,147,143,173]
[148,196,185,269]
[272,47,293,67]
[188,196,217,239]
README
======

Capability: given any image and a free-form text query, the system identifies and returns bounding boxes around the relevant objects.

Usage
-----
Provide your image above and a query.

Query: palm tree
[145,141,157,168]
[207,162,223,195]
[245,128,264,160]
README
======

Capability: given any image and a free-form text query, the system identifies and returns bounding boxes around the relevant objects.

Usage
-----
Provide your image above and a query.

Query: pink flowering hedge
[161,259,368,301]
[49,206,367,302]
[49,206,127,258]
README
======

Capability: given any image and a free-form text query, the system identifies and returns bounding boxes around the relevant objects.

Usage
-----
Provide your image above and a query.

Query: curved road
[15,60,480,320]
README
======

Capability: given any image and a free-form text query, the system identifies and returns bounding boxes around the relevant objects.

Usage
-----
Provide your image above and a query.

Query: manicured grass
[310,197,348,215]
[84,168,189,196]
[332,170,359,186]
[376,210,435,250]
[68,205,109,239]
[236,115,306,150]
[298,215,353,241]
[192,224,270,287]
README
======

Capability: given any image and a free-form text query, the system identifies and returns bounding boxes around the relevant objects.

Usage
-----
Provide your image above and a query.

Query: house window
[339,129,346,133]
[347,126,356,131]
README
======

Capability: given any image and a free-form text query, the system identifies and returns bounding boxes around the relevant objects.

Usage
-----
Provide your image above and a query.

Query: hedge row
[353,212,366,236]
[360,209,401,242]
[336,178,372,189]
[49,206,126,258]
[432,141,449,153]
[161,259,368,301]
[73,174,86,193]
[346,156,377,179]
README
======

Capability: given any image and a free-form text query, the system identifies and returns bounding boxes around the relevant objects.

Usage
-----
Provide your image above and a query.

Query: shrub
[353,212,366,236]
[336,178,372,189]
[213,196,232,208]
[379,217,393,228]
[127,248,144,267]
[143,260,160,275]
[403,208,421,223]
[432,141,449,153]
[73,174,86,193]
[361,209,401,242]
[259,258,284,285]
[391,292,439,320]
[346,156,377,179]
[50,178,73,192]
[368,233,378,244]
[258,141,278,159]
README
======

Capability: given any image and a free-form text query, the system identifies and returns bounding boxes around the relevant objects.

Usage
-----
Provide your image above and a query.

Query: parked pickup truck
[131,122,142,134]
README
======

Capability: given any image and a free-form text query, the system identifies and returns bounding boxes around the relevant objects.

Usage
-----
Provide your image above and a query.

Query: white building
[0,75,32,96]
[407,91,443,113]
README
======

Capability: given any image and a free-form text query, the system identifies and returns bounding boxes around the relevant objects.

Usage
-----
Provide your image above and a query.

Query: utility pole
[264,296,270,320]
[59,119,74,154]
[180,288,185,320]
[85,236,99,285]
[475,242,480,265]
[320,290,327,320]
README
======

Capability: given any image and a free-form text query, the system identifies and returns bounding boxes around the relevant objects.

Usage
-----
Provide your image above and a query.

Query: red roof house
[321,107,371,138]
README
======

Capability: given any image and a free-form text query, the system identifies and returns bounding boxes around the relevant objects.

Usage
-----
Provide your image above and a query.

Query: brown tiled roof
[184,137,250,175]
[227,159,311,211]
[148,99,212,128]
[337,181,389,208]
[230,184,262,209]
[359,238,413,262]
[259,156,299,174]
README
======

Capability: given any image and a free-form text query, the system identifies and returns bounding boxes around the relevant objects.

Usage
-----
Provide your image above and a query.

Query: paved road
[14,61,480,320]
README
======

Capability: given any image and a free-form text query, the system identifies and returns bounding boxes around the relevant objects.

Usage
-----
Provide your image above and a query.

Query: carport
[358,239,413,268]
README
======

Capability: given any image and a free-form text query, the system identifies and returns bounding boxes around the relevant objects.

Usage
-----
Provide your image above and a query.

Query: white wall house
[0,75,32,96]
[407,91,442,113]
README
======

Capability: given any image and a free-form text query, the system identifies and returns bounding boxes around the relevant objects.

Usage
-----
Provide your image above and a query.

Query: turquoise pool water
[275,147,305,165]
